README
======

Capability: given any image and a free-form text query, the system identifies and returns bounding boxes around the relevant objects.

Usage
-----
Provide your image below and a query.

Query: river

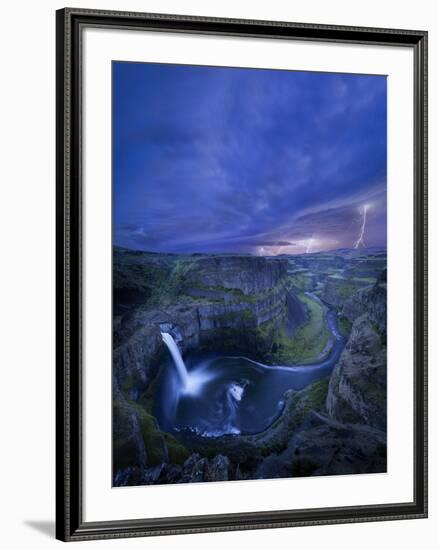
[154,293,346,437]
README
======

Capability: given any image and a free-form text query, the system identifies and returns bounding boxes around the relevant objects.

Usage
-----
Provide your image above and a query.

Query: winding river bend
[155,294,346,437]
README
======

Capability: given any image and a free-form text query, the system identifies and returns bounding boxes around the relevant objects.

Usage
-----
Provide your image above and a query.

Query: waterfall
[223,383,244,435]
[161,332,189,387]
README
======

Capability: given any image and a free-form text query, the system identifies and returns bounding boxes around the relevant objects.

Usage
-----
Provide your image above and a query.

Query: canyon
[112,246,387,485]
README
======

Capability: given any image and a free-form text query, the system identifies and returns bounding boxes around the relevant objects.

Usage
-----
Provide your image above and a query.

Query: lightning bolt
[353,205,368,249]
[306,237,314,254]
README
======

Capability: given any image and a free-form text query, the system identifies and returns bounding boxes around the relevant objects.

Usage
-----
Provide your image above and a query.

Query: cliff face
[321,276,372,307]
[256,411,386,479]
[251,272,388,479]
[113,254,291,391]
[113,252,297,479]
[326,278,387,430]
[341,276,386,335]
[326,314,386,430]
[183,256,287,295]
[113,324,163,393]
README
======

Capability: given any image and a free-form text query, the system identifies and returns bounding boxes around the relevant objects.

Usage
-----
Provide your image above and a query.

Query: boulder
[205,455,231,482]
[178,453,232,483]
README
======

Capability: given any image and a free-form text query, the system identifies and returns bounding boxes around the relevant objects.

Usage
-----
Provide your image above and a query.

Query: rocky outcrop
[114,453,233,486]
[180,453,232,483]
[343,259,386,279]
[286,290,307,335]
[113,386,149,472]
[326,314,386,430]
[267,272,389,476]
[184,256,287,295]
[321,276,372,307]
[113,325,163,391]
[325,275,387,430]
[113,380,191,478]
[113,254,291,391]
[113,252,295,482]
[256,411,386,479]
[342,276,386,335]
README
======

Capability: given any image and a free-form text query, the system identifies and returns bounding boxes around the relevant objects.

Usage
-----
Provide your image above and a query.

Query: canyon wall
[113,252,294,392]
[112,250,302,477]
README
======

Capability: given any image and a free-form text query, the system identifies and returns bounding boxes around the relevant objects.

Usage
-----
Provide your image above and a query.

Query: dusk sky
[113,62,387,255]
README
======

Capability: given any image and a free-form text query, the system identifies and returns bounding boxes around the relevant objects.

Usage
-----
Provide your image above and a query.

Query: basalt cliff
[113,248,306,477]
[113,247,387,485]
[113,250,301,392]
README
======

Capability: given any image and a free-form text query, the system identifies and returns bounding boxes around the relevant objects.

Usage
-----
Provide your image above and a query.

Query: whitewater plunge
[160,331,246,434]
[161,332,215,396]
[157,296,346,437]
[161,332,189,387]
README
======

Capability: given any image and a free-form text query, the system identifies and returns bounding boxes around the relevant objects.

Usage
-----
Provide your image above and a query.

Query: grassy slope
[260,292,330,364]
[249,376,330,456]
[130,401,190,466]
[287,271,314,291]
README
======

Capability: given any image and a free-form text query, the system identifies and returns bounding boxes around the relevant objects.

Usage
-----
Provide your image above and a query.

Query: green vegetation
[137,366,163,415]
[179,279,287,305]
[163,432,192,464]
[326,277,360,301]
[260,293,330,364]
[337,283,361,300]
[249,377,330,457]
[351,276,378,284]
[287,271,314,291]
[114,248,289,315]
[113,256,171,312]
[159,259,191,297]
[306,375,331,409]
[128,400,190,466]
[338,316,353,340]
[327,273,377,284]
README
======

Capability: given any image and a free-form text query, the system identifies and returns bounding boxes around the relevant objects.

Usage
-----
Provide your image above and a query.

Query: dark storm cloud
[113,62,387,254]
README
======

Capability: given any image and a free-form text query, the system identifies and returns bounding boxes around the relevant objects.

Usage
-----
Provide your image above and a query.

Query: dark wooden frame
[56,7,428,542]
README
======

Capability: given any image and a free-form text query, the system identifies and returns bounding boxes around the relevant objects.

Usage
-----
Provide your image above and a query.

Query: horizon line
[113,244,388,257]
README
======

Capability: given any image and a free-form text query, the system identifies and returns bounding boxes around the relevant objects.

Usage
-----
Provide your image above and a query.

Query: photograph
[112,61,388,487]
[0,0,431,546]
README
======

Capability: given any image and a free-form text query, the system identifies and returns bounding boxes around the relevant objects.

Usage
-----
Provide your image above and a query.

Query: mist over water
[156,302,346,437]
[161,332,189,387]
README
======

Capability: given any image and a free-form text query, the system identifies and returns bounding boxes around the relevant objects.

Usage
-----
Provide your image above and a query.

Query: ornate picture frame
[56,8,427,541]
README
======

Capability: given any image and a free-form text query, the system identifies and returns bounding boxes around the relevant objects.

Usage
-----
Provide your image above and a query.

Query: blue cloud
[113,62,387,254]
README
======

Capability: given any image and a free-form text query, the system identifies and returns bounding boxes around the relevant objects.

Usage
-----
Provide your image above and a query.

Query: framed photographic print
[56,8,428,541]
